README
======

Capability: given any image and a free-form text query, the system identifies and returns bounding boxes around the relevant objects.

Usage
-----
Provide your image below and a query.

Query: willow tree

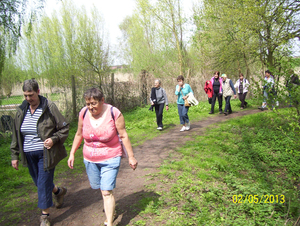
[0,0,45,93]
[19,0,111,89]
[74,6,111,91]
[120,0,189,76]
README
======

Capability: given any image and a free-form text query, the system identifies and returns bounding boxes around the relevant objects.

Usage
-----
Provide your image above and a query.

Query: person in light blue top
[175,75,193,132]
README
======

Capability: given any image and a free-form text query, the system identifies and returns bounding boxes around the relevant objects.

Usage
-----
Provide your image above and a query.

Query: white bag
[186,92,199,106]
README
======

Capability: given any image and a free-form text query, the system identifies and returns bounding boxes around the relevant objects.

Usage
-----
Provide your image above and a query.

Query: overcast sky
[45,0,194,45]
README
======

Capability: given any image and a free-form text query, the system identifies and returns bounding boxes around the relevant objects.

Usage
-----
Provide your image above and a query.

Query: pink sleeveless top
[79,104,122,162]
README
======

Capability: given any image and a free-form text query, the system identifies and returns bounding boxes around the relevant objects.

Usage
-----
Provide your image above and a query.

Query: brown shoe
[54,187,67,208]
[40,215,51,226]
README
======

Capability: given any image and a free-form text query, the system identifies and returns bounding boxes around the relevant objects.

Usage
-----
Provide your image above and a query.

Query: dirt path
[17,109,262,226]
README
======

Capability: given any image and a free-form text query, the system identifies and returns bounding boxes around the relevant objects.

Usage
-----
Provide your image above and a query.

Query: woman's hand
[166,106,169,111]
[129,156,138,170]
[44,138,53,149]
[11,160,19,170]
[68,154,75,169]
[182,96,187,100]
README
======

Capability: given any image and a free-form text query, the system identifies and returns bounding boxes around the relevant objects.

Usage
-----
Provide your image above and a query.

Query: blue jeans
[224,96,232,113]
[177,104,189,125]
[263,90,275,107]
[25,150,55,209]
[84,156,121,191]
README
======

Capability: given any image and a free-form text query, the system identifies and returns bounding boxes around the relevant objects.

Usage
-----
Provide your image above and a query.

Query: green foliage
[119,0,188,76]
[18,0,111,90]
[192,0,300,78]
[141,109,300,225]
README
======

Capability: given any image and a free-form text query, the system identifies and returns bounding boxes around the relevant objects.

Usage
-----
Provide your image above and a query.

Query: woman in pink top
[68,88,138,226]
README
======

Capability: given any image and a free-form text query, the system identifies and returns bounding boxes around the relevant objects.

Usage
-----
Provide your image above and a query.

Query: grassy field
[4,97,298,225]
[134,108,300,225]
[0,93,61,105]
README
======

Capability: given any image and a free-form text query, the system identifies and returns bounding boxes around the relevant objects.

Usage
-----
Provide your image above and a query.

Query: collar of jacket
[19,95,48,113]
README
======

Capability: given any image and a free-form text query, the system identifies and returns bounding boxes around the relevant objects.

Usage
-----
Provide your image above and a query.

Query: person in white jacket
[234,73,250,109]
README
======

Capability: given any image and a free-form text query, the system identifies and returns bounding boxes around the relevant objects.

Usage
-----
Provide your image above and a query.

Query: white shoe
[180,126,186,132]
[185,122,190,130]
[157,127,162,130]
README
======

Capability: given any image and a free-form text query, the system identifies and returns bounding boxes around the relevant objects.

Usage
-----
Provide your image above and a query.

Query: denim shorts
[84,156,121,191]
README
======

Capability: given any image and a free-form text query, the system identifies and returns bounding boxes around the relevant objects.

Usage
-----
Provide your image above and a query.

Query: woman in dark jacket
[149,79,169,130]
[209,71,223,114]
[11,79,69,226]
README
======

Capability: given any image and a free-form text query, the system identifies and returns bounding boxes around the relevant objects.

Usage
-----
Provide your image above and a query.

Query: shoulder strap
[110,106,115,121]
[110,106,119,135]
[83,107,88,119]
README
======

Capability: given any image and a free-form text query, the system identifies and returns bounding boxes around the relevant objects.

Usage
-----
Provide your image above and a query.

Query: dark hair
[23,79,39,92]
[83,87,104,101]
[177,75,184,81]
[265,70,271,74]
[214,71,220,77]
[239,73,244,77]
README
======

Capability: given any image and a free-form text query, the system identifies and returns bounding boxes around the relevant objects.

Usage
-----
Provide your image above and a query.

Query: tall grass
[136,108,300,225]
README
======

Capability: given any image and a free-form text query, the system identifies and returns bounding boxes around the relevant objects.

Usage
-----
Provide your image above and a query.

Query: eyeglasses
[86,101,99,107]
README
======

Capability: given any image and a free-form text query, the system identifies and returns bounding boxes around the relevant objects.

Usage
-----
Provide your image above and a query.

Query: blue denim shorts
[84,156,121,191]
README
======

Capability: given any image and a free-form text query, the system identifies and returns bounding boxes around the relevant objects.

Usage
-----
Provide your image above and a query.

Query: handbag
[110,107,128,158]
[186,92,199,106]
[208,98,212,104]
[181,90,191,107]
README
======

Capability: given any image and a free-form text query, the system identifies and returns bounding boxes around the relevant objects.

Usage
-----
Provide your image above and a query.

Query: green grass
[124,98,260,146]
[0,93,61,105]
[0,97,260,225]
[136,108,300,225]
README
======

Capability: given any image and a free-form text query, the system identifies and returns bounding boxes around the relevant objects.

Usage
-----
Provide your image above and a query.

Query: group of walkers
[10,69,298,225]
[150,73,250,133]
[206,71,251,115]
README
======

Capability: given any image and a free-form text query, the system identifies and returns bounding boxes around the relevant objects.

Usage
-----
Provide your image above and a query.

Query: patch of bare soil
[15,109,261,226]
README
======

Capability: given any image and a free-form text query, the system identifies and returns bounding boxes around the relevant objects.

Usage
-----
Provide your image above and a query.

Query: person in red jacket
[204,80,213,104]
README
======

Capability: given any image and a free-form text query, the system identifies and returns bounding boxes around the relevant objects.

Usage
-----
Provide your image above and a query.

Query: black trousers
[211,92,223,113]
[238,92,248,107]
[155,103,165,127]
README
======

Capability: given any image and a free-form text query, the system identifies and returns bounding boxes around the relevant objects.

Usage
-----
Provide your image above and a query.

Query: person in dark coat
[149,79,169,130]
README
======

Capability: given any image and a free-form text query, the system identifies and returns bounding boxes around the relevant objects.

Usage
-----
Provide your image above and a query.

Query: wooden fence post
[111,73,115,105]
[71,75,76,120]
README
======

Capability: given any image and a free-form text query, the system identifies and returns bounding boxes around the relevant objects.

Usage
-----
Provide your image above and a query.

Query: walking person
[234,73,250,109]
[286,69,299,107]
[259,70,275,110]
[175,75,193,132]
[221,74,237,115]
[209,71,223,114]
[11,79,69,226]
[68,88,138,226]
[149,79,169,130]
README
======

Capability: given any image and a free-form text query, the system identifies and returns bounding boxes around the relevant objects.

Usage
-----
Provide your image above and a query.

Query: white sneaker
[180,126,186,132]
[185,122,190,131]
[157,127,162,130]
